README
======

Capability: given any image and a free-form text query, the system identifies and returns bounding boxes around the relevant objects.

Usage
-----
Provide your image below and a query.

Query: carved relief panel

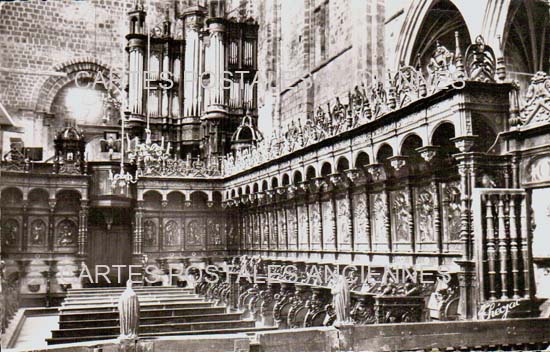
[245,213,252,247]
[526,155,550,185]
[261,212,269,246]
[352,192,369,251]
[143,218,159,248]
[269,209,278,249]
[207,218,224,248]
[253,212,260,246]
[185,218,206,250]
[370,192,389,250]
[391,190,411,243]
[28,217,47,248]
[414,185,437,242]
[287,206,297,249]
[441,181,462,252]
[55,218,78,251]
[1,218,21,250]
[278,208,287,247]
[226,217,238,247]
[322,200,335,249]
[336,197,351,249]
[297,204,308,250]
[309,202,321,249]
[163,219,181,248]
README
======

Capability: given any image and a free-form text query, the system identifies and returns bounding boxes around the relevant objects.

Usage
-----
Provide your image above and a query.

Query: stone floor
[10,315,59,351]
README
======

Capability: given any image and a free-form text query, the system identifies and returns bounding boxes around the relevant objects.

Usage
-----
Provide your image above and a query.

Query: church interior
[1,0,550,351]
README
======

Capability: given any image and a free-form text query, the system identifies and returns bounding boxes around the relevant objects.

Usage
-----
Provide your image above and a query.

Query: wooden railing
[472,188,541,318]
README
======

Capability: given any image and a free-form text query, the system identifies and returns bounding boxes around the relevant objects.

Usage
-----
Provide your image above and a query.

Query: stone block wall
[0,0,179,154]
[256,0,386,129]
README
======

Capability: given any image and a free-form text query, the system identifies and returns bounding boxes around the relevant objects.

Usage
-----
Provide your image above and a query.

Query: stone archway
[34,57,121,114]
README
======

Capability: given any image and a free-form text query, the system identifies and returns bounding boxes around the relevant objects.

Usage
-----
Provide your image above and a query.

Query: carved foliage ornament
[520,71,550,126]
[465,35,496,83]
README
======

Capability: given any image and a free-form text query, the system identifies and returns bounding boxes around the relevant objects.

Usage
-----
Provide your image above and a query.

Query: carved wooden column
[78,200,89,256]
[509,194,520,299]
[257,206,263,251]
[48,198,56,251]
[273,203,279,250]
[497,195,509,299]
[21,200,29,252]
[432,180,442,260]
[256,208,261,251]
[452,137,478,320]
[283,203,289,251]
[365,184,372,253]
[133,201,144,256]
[294,199,299,250]
[266,205,272,251]
[304,185,311,251]
[384,186,392,255]
[511,154,520,188]
[520,194,532,298]
[407,181,415,255]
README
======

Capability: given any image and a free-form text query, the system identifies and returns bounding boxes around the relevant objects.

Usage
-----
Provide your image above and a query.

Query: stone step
[66,286,192,294]
[47,326,275,345]
[58,301,214,314]
[59,312,243,329]
[59,307,231,321]
[51,320,256,338]
[59,306,227,322]
[66,290,195,299]
[62,296,201,306]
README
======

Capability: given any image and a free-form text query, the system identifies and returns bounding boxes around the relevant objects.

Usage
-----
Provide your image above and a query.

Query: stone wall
[256,0,385,129]
[0,0,185,154]
[24,319,550,352]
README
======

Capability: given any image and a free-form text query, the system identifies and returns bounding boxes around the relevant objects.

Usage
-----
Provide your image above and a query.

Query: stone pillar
[78,200,89,256]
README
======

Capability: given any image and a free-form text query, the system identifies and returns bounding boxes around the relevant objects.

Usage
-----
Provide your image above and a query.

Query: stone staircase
[47,286,273,345]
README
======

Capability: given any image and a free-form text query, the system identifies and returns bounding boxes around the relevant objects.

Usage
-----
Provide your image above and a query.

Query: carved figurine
[118,279,140,340]
[30,220,46,245]
[2,220,18,246]
[331,274,351,325]
[57,221,76,246]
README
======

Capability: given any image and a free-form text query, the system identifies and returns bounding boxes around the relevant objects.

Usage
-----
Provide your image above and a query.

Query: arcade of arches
[1,0,550,349]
